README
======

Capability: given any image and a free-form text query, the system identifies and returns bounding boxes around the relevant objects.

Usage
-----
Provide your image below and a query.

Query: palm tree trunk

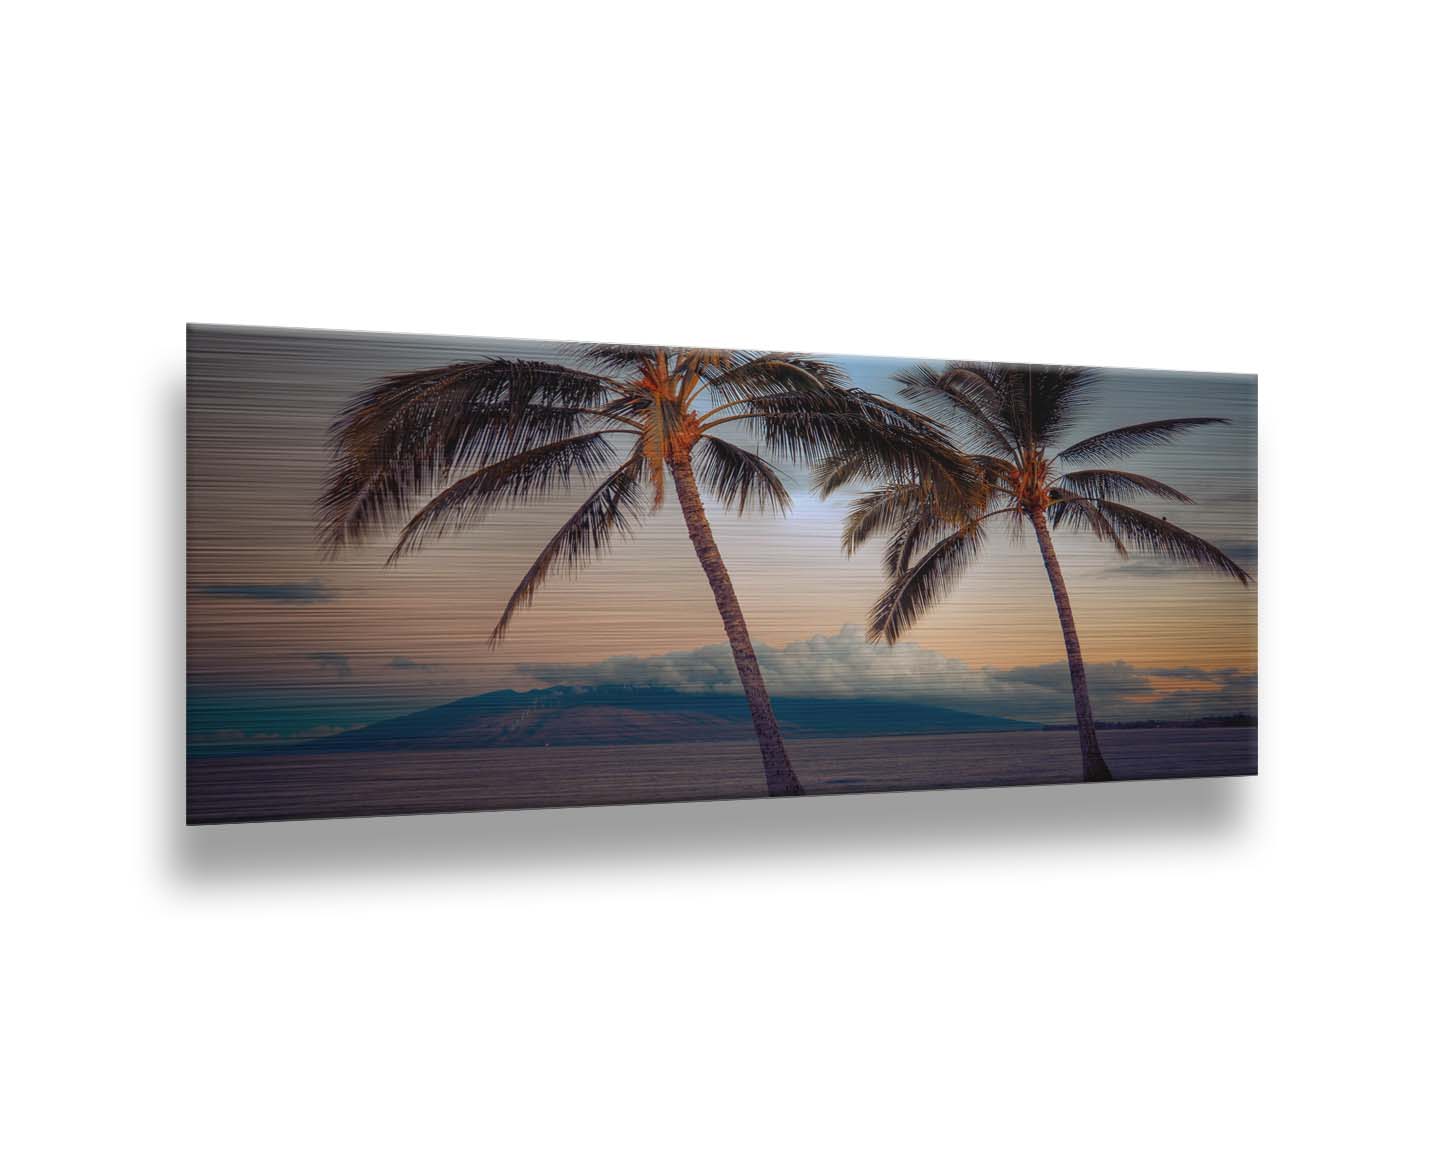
[668,452,804,797]
[1028,508,1113,782]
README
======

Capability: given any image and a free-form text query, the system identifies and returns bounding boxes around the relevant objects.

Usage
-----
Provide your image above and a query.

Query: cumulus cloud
[304,651,352,678]
[521,626,1256,723]
[991,661,1152,695]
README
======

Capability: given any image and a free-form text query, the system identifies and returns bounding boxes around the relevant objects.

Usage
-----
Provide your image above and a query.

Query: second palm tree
[820,361,1252,782]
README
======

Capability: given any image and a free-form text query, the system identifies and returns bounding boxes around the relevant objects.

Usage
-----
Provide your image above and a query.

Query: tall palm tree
[318,343,941,797]
[819,361,1252,782]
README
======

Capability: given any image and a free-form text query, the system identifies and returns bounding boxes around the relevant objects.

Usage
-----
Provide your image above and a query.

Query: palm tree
[318,343,940,797]
[819,361,1252,782]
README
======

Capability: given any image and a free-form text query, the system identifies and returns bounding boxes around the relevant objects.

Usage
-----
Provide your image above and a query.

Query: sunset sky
[187,325,1257,746]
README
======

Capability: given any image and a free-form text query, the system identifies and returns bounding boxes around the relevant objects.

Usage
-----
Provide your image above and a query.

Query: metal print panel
[186,325,1257,823]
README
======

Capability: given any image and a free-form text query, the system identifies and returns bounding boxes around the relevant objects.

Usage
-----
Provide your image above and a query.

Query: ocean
[187,727,1257,823]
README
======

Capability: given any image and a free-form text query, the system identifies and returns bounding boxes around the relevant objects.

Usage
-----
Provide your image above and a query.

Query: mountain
[299,684,1037,753]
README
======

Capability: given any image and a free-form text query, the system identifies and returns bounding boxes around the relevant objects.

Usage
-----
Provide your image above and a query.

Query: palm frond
[714,387,941,450]
[1004,504,1031,545]
[575,343,673,375]
[700,354,850,407]
[840,481,988,576]
[1046,488,1128,555]
[869,522,990,644]
[1056,469,1194,504]
[386,433,619,562]
[674,348,743,402]
[319,404,592,553]
[332,360,616,446]
[1090,499,1253,583]
[1055,418,1229,465]
[882,505,969,576]
[595,390,654,426]
[489,456,651,644]
[841,483,931,555]
[899,360,1096,452]
[810,450,886,498]
[895,363,1015,456]
[971,455,1018,484]
[692,436,793,517]
[318,359,619,552]
[813,439,986,548]
[1002,363,1095,447]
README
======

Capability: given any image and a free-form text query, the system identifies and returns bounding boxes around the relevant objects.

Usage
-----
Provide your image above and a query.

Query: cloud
[304,651,352,678]
[521,626,1256,723]
[991,661,1152,695]
[197,579,336,603]
[388,656,438,672]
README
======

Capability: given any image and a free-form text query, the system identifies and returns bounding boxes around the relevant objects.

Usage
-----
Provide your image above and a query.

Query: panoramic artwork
[186,325,1257,823]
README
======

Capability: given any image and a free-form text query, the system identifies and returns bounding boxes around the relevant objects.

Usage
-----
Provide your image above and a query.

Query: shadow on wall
[171,773,1249,886]
[166,377,1252,887]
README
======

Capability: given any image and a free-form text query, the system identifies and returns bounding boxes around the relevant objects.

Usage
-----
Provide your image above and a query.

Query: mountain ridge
[198,683,1039,756]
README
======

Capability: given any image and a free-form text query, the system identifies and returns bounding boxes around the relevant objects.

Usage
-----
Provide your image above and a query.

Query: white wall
[6,3,1437,1148]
